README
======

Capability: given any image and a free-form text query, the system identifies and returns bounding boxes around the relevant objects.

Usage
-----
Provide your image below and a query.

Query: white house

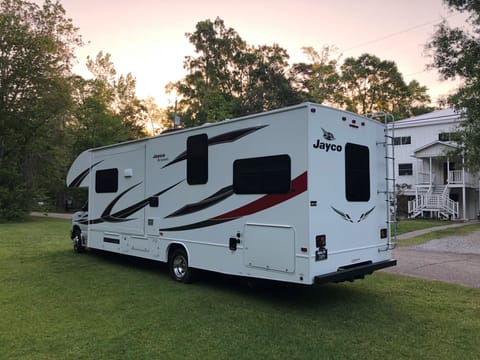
[388,108,479,220]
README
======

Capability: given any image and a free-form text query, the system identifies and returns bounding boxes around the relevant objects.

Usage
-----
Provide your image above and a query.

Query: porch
[407,141,479,220]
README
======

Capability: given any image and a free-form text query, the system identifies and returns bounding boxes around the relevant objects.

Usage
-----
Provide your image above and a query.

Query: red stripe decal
[213,172,307,220]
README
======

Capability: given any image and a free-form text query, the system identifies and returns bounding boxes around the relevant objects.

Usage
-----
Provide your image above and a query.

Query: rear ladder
[366,112,397,250]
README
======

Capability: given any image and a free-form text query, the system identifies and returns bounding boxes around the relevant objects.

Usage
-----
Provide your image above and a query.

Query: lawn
[0,218,479,359]
[395,219,455,235]
[397,223,480,247]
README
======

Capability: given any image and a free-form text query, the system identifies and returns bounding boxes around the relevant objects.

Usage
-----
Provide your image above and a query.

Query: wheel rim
[173,255,187,279]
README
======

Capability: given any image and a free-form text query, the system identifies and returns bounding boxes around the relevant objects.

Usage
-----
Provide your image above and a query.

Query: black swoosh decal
[68,161,103,188]
[86,180,184,225]
[101,183,142,218]
[165,185,234,218]
[162,125,268,168]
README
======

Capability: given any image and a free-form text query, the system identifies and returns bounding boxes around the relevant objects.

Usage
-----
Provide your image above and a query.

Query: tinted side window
[95,168,118,193]
[345,143,370,202]
[233,155,291,194]
[187,134,208,185]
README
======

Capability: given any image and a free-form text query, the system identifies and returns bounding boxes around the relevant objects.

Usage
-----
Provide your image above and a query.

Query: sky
[57,0,470,107]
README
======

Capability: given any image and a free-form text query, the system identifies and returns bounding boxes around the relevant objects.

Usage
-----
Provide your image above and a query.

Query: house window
[95,168,118,193]
[393,136,411,145]
[398,163,413,176]
[345,143,370,202]
[187,134,208,185]
[233,155,291,194]
[438,132,461,142]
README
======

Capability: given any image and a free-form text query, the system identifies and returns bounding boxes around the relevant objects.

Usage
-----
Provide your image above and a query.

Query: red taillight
[316,234,326,248]
[380,228,388,239]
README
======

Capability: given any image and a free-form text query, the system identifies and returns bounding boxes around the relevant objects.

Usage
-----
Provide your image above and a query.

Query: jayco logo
[313,128,343,152]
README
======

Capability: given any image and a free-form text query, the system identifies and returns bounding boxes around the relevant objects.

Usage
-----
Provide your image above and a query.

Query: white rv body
[67,103,396,285]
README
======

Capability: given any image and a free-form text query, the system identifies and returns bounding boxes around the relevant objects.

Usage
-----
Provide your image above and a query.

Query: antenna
[173,99,180,128]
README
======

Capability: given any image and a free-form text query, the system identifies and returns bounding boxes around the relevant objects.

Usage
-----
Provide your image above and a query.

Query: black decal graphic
[331,206,376,223]
[166,185,234,218]
[68,161,103,188]
[86,180,184,225]
[322,127,335,141]
[331,206,354,223]
[163,125,268,168]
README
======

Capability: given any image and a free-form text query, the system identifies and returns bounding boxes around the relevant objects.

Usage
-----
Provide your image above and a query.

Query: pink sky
[57,0,468,107]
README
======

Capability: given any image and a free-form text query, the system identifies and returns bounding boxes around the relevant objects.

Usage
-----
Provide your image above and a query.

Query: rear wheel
[72,228,84,253]
[168,248,195,283]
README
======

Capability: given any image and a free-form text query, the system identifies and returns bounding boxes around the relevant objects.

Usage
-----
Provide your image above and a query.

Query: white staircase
[408,185,459,219]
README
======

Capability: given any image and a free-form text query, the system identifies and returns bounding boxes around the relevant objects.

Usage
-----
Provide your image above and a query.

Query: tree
[340,53,432,119]
[426,0,480,170]
[290,46,343,106]
[85,51,148,138]
[170,17,300,127]
[68,54,141,156]
[139,97,171,135]
[0,0,82,220]
[241,44,300,114]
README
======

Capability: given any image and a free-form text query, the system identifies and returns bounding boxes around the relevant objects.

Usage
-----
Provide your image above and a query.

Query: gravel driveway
[384,230,480,288]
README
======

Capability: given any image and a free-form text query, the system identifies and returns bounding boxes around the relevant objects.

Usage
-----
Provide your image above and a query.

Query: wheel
[72,228,84,253]
[168,248,195,283]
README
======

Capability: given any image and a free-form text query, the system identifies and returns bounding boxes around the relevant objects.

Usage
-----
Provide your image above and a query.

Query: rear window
[345,143,370,202]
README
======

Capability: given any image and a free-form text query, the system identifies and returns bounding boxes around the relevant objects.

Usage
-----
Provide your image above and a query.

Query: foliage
[290,49,433,120]
[426,0,480,170]
[340,53,433,119]
[290,45,344,105]
[1,217,479,359]
[170,17,300,127]
[0,0,82,220]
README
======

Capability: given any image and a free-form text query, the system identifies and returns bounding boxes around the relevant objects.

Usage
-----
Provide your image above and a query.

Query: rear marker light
[380,228,388,239]
[310,108,316,113]
[301,247,308,253]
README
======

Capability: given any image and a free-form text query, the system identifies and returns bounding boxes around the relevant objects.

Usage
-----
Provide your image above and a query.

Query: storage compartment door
[243,223,295,273]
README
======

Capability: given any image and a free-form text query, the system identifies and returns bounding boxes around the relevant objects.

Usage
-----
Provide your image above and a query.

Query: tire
[72,228,84,253]
[168,248,195,283]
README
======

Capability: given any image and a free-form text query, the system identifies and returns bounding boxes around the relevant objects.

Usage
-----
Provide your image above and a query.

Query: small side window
[187,134,208,185]
[95,168,118,193]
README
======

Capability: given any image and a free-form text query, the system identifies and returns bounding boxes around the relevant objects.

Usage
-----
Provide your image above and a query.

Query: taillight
[380,228,388,239]
[315,234,327,261]
[316,234,326,248]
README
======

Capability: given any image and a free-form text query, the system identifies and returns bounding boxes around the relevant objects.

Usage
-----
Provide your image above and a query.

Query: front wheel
[72,228,84,253]
[168,248,195,283]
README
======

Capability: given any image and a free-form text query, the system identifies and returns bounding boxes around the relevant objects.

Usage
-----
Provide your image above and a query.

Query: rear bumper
[314,259,397,284]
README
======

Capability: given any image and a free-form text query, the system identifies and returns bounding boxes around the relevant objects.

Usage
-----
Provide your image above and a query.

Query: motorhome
[67,103,396,285]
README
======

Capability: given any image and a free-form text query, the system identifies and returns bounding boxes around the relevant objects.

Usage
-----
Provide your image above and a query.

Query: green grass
[395,219,454,235]
[398,223,480,247]
[1,218,479,359]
